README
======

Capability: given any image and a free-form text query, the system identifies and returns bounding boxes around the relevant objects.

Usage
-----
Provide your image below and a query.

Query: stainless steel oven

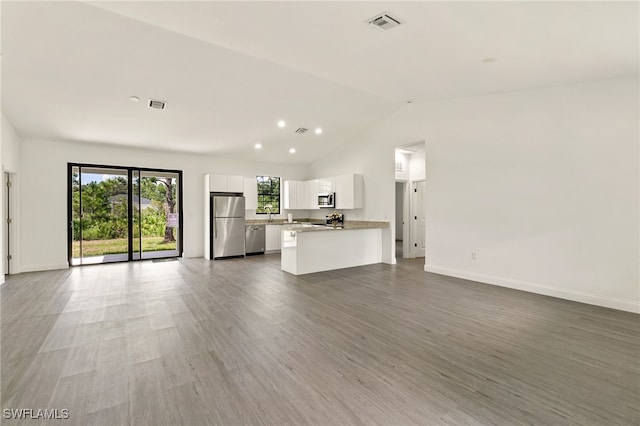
[318,193,335,208]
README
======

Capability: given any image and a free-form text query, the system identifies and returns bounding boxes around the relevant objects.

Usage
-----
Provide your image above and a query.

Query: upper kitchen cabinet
[305,180,320,210]
[318,177,335,194]
[335,174,364,209]
[284,180,305,210]
[283,180,298,209]
[286,175,362,209]
[208,174,244,193]
[244,178,258,210]
[284,180,318,210]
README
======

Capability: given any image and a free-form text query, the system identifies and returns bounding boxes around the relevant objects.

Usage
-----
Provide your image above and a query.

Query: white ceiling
[2,1,638,164]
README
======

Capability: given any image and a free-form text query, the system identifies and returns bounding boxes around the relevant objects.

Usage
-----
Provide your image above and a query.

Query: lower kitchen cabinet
[265,224,283,252]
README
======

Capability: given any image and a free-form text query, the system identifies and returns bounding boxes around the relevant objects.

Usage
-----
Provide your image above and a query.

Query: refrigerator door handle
[214,221,217,239]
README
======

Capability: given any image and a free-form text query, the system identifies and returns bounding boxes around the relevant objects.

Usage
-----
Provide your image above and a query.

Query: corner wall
[309,77,640,312]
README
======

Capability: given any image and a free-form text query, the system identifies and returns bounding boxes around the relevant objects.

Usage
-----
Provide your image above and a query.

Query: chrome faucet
[265,204,273,222]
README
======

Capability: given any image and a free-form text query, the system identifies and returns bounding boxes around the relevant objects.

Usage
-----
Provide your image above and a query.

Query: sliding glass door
[69,164,182,265]
[70,166,130,265]
[132,170,180,260]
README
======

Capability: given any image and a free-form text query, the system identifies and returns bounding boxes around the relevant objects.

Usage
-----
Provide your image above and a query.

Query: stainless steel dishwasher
[245,224,265,255]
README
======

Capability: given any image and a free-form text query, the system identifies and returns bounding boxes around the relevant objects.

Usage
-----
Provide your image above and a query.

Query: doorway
[68,164,183,265]
[395,181,408,259]
[395,142,426,261]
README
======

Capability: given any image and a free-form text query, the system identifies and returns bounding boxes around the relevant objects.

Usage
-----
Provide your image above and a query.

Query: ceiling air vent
[295,128,308,134]
[367,12,404,31]
[148,99,166,110]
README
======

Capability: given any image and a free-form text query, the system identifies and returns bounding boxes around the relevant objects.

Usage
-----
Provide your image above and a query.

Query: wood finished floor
[1,255,638,425]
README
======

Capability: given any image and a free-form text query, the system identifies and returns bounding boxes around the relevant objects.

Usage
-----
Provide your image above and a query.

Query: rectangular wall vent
[148,99,166,110]
[295,128,308,134]
[367,12,404,31]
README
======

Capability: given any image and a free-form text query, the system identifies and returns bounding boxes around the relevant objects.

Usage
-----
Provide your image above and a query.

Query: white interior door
[411,180,426,258]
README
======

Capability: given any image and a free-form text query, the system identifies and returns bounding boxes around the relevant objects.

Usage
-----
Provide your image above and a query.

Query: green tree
[140,177,176,242]
[72,173,176,243]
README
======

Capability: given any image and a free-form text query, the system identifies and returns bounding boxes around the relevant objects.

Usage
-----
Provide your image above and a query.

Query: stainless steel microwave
[318,193,335,208]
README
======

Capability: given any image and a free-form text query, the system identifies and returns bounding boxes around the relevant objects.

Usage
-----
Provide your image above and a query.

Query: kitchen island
[281,221,389,275]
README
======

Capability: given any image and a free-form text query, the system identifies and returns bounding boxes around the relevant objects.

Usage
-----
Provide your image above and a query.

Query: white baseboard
[424,265,640,314]
[20,263,69,273]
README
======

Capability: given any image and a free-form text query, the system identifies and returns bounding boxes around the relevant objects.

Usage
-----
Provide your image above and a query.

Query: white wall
[309,77,639,313]
[2,113,20,173]
[409,149,425,181]
[394,152,409,180]
[18,137,307,272]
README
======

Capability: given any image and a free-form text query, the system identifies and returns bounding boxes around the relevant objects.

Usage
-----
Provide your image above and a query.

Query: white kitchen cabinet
[244,177,258,210]
[286,178,337,210]
[265,224,283,252]
[208,174,227,192]
[228,175,244,193]
[318,177,335,194]
[284,180,313,210]
[305,179,319,209]
[208,174,244,193]
[284,180,297,209]
[296,181,306,209]
[335,174,364,209]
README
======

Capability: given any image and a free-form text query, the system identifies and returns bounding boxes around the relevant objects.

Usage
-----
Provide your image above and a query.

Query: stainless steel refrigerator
[210,194,245,259]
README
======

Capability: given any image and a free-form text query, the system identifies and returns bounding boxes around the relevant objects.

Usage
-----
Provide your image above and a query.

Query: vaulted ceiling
[2,1,637,163]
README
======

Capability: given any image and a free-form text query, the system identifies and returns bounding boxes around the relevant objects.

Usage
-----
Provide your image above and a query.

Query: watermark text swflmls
[3,409,69,420]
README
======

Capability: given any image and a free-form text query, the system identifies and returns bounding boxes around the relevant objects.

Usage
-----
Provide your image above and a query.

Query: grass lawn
[73,236,177,257]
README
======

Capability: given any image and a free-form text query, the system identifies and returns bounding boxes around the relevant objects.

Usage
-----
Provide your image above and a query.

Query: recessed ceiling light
[315,128,322,135]
[482,58,498,63]
[404,99,414,104]
[289,148,296,154]
[254,143,262,149]
[129,96,140,102]
[278,120,286,128]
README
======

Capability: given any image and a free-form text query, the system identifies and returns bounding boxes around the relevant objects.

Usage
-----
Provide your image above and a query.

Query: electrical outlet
[471,252,477,260]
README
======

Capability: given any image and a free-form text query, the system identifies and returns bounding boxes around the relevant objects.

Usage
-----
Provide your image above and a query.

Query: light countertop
[246,218,388,231]
[282,221,389,232]
[246,218,323,226]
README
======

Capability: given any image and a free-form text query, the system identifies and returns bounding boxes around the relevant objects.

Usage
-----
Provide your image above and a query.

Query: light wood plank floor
[1,255,638,425]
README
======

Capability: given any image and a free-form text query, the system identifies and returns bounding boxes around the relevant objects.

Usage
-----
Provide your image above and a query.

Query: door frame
[67,163,184,266]
[394,180,411,260]
[3,171,18,275]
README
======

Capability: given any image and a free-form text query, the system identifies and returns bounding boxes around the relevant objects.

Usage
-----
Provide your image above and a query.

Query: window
[256,176,280,214]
